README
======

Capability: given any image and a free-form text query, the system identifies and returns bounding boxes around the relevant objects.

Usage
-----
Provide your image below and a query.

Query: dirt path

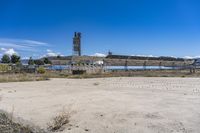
[0,77,200,133]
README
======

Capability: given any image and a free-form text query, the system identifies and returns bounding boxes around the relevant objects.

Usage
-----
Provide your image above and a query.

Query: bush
[44,58,52,64]
[0,64,11,72]
[1,54,10,63]
[37,67,46,74]
[28,57,34,65]
[34,60,44,66]
[47,111,70,132]
[11,54,20,64]
[0,111,46,133]
[93,82,100,86]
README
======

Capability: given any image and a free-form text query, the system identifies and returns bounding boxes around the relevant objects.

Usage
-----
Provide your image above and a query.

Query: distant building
[73,32,81,56]
[69,60,105,74]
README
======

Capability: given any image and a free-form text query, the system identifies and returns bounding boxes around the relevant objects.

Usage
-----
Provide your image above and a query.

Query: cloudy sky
[0,0,200,59]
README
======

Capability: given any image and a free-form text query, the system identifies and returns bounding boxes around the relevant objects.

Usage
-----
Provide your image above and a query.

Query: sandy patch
[0,77,200,133]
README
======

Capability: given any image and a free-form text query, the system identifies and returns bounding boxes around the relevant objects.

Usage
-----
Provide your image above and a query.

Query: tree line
[1,54,52,65]
[1,54,20,64]
[28,57,52,65]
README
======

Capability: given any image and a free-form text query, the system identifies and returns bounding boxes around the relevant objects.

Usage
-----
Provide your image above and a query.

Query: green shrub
[37,67,46,74]
[0,64,11,72]
[1,54,10,63]
[181,75,186,78]
[11,54,20,64]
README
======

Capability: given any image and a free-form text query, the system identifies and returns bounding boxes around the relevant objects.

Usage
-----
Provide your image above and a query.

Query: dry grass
[68,69,200,79]
[43,70,69,78]
[0,110,45,133]
[93,82,100,86]
[0,69,199,83]
[47,110,71,132]
[0,73,49,83]
[0,71,69,83]
[0,96,2,102]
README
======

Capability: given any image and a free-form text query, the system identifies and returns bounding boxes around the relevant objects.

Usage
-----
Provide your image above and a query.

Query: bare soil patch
[0,77,200,133]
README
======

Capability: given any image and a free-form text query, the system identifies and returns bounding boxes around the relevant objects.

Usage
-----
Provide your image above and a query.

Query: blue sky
[0,0,200,59]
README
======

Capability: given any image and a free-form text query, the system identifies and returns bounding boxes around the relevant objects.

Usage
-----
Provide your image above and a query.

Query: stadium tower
[73,32,81,56]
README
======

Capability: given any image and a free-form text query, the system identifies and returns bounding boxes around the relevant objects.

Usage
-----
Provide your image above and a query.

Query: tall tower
[73,32,81,56]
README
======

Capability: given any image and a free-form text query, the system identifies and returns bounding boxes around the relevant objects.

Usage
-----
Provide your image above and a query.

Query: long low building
[45,55,194,67]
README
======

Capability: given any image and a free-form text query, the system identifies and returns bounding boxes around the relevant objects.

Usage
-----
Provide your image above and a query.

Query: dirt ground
[0,77,200,133]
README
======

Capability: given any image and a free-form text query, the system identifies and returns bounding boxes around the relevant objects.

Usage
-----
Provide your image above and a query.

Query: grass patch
[0,73,49,83]
[47,110,71,132]
[0,69,200,83]
[67,69,200,78]
[0,111,45,133]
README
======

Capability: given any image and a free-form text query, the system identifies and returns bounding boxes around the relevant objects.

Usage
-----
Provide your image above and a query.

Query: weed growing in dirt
[0,111,45,133]
[47,110,70,132]
[93,82,100,86]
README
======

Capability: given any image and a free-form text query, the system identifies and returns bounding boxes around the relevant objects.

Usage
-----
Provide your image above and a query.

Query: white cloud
[168,56,177,58]
[22,40,47,46]
[46,49,52,53]
[131,54,157,57]
[0,38,50,58]
[0,48,18,56]
[184,56,200,59]
[0,42,30,49]
[92,53,106,57]
[41,49,61,57]
[1,48,7,51]
[0,38,49,52]
[46,52,58,57]
[5,48,18,56]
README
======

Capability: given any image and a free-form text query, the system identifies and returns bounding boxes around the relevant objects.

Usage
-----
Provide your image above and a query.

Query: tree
[34,60,44,66]
[11,54,20,64]
[28,57,35,65]
[1,54,10,63]
[43,57,52,64]
[57,55,61,59]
